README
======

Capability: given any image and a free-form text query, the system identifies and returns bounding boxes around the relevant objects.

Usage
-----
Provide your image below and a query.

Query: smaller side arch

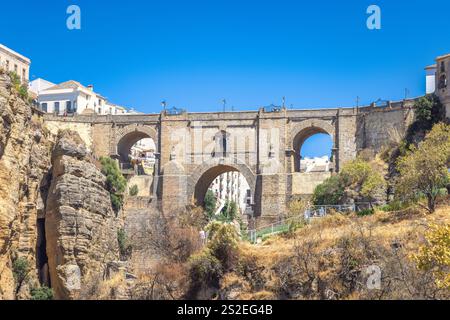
[291,119,336,172]
[113,124,158,161]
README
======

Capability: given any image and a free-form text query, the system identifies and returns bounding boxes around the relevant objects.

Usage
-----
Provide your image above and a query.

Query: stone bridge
[43,100,415,223]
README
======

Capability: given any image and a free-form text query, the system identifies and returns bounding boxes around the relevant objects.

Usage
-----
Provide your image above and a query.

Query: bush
[206,222,239,269]
[117,228,132,260]
[413,224,450,289]
[30,287,53,300]
[357,208,374,217]
[129,185,139,196]
[12,257,30,295]
[312,175,344,205]
[100,157,127,212]
[313,158,386,206]
[188,250,223,290]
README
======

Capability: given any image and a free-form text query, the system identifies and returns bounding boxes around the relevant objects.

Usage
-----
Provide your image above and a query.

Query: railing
[247,203,372,244]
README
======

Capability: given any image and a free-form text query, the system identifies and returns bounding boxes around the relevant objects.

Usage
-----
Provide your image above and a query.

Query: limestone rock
[45,130,120,299]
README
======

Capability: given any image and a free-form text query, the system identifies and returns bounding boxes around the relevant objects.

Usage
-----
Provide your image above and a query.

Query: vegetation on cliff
[100,156,127,212]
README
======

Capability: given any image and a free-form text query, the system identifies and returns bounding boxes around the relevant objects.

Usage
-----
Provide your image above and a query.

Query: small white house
[29,79,130,116]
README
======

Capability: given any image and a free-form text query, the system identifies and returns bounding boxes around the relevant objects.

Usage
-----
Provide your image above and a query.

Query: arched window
[215,131,229,158]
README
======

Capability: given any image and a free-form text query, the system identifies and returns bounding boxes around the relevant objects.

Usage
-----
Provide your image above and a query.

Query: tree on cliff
[204,190,217,219]
[395,123,450,213]
[100,157,127,212]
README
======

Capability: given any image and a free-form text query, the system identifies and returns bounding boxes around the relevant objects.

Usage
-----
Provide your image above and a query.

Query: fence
[247,203,372,244]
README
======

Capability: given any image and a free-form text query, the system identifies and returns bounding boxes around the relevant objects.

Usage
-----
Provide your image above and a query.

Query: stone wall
[291,172,332,195]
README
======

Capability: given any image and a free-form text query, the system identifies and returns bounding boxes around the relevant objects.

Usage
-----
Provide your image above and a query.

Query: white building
[425,64,437,94]
[29,79,129,115]
[209,172,252,214]
[0,43,30,83]
[300,156,330,173]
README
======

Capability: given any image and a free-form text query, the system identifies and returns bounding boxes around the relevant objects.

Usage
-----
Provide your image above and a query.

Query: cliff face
[45,131,120,299]
[0,73,53,299]
[0,72,120,300]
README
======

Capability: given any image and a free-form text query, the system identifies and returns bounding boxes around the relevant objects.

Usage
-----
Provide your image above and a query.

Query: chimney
[87,85,94,91]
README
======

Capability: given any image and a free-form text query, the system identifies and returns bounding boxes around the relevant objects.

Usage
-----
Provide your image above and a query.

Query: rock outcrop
[45,130,120,299]
[0,72,53,299]
[0,72,120,300]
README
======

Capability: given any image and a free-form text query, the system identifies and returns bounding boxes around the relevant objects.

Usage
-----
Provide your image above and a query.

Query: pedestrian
[199,229,206,246]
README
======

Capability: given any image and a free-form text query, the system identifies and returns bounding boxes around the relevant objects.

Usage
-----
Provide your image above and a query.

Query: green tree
[312,175,345,205]
[395,123,450,213]
[204,190,217,218]
[312,158,386,206]
[340,158,387,205]
[219,200,238,222]
[100,157,127,212]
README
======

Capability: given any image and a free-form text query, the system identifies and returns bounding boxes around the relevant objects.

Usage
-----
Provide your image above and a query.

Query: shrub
[100,157,127,212]
[30,287,53,300]
[357,208,374,217]
[117,228,132,260]
[313,158,386,206]
[206,222,239,269]
[412,224,450,289]
[188,250,223,290]
[129,185,139,196]
[312,175,344,205]
[12,257,30,295]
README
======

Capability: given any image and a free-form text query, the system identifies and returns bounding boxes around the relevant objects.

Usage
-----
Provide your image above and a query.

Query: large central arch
[187,158,257,208]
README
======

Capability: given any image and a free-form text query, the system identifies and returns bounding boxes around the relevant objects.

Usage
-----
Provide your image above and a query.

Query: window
[215,131,229,157]
[66,101,72,113]
[439,74,448,90]
[22,68,26,81]
[54,102,60,115]
[14,64,17,73]
[99,99,102,106]
[441,61,446,73]
[98,108,101,114]
[41,103,48,113]
[6,60,9,70]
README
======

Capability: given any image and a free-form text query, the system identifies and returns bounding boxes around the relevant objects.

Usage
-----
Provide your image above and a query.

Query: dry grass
[231,205,450,300]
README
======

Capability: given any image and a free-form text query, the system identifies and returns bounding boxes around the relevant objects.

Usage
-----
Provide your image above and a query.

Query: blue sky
[1,0,450,156]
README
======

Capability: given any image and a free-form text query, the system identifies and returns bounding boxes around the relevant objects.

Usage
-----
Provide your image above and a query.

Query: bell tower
[435,54,450,118]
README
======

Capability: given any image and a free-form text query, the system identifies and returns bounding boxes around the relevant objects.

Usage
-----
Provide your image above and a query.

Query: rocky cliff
[0,72,53,299]
[0,72,120,300]
[45,130,120,299]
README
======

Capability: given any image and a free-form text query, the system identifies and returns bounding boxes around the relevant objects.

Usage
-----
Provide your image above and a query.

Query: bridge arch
[114,125,158,162]
[187,158,257,210]
[291,119,335,172]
